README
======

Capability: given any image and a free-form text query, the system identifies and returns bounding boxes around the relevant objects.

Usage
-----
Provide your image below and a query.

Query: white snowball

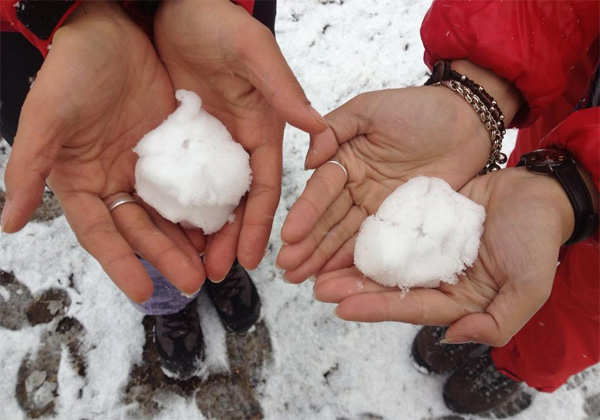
[134,90,251,234]
[354,176,485,289]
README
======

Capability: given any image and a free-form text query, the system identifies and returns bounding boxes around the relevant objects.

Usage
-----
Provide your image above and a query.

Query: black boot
[154,298,204,380]
[443,352,532,418]
[411,326,489,374]
[205,260,261,333]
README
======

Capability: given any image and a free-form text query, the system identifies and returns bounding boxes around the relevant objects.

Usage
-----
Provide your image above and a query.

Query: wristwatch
[517,148,599,245]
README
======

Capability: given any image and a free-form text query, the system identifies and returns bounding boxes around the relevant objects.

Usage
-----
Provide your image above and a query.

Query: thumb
[305,91,380,169]
[444,279,553,347]
[235,17,328,135]
[2,72,72,233]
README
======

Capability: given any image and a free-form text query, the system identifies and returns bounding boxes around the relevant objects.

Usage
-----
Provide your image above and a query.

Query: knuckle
[77,219,115,243]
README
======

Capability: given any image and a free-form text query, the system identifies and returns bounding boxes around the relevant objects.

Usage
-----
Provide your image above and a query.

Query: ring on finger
[325,160,349,183]
[107,193,138,212]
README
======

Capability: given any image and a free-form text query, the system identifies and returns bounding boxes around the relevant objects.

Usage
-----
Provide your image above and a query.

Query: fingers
[237,141,282,270]
[277,191,352,269]
[204,203,245,281]
[318,234,357,274]
[313,267,393,302]
[136,198,205,271]
[305,92,380,169]
[335,288,467,324]
[281,205,366,283]
[183,229,207,255]
[108,194,206,296]
[234,15,328,135]
[313,268,468,324]
[59,193,154,303]
[281,161,348,244]
[1,62,74,233]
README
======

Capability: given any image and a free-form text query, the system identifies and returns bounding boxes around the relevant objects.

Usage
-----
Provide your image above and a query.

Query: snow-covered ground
[1,1,598,419]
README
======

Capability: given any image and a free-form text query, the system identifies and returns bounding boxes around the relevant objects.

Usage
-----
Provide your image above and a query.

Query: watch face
[526,149,568,173]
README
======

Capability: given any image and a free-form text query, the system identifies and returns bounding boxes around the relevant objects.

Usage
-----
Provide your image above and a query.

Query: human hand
[154,0,328,280]
[279,59,524,283]
[1,2,206,302]
[278,86,496,282]
[312,167,576,347]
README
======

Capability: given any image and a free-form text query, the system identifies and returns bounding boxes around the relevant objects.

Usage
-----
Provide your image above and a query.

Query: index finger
[281,161,348,245]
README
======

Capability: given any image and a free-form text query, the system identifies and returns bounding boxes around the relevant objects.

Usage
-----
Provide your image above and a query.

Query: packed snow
[0,1,597,419]
[355,177,485,289]
[134,90,251,234]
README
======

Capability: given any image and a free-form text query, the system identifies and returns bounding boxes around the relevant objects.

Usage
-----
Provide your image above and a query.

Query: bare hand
[2,2,206,302]
[154,0,328,280]
[313,167,574,347]
[278,87,492,282]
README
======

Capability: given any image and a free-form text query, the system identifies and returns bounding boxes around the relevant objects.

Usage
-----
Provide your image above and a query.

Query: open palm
[313,167,573,346]
[278,87,493,282]
[3,2,205,302]
[155,0,328,281]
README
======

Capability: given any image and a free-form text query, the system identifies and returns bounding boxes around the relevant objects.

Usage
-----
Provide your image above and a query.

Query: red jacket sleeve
[540,107,600,194]
[420,0,600,127]
[0,0,82,57]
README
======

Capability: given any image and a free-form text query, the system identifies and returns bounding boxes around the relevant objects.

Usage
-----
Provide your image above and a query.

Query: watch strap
[552,161,599,245]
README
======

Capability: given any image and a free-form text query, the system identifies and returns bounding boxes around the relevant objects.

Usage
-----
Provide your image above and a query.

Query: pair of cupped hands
[2,0,573,347]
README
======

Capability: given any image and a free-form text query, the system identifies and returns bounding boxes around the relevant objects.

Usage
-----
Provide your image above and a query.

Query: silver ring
[325,160,348,182]
[107,194,138,212]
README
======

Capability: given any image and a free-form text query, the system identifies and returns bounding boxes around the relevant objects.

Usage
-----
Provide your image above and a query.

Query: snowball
[354,176,485,289]
[134,90,252,234]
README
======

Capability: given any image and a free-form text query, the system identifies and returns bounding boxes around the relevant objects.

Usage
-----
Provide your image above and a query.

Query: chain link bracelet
[425,60,507,174]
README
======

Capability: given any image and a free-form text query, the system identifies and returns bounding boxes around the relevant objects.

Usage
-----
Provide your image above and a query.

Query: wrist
[450,60,522,126]
[513,167,576,244]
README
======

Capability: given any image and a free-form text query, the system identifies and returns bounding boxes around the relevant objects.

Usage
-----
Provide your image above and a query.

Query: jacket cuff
[3,0,82,57]
[420,0,599,128]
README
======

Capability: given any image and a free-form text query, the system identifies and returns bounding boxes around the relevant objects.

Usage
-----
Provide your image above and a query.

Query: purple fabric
[134,259,199,316]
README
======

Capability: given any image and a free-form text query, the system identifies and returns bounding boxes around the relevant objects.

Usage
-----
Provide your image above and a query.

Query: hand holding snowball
[313,167,575,347]
[1,2,206,303]
[154,0,328,280]
[277,86,495,283]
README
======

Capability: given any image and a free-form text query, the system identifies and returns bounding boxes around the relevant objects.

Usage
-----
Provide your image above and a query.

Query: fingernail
[333,306,341,318]
[308,275,316,283]
[1,200,12,233]
[282,272,292,284]
[440,336,472,344]
[274,261,282,270]
[180,286,202,298]
[304,143,318,171]
[308,105,328,128]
